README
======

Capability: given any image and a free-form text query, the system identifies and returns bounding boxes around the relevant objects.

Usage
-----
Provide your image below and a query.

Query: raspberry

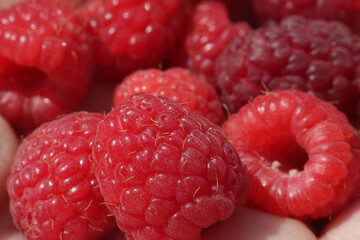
[6,112,114,240]
[186,0,237,7]
[252,0,360,33]
[223,89,360,220]
[186,1,251,84]
[113,67,225,126]
[215,16,360,117]
[82,0,187,81]
[93,93,249,240]
[0,0,92,132]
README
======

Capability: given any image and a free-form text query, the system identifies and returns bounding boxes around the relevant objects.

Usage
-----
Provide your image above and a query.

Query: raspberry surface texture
[82,0,187,81]
[252,0,360,33]
[0,0,92,132]
[7,112,114,240]
[94,93,249,240]
[216,15,360,116]
[223,89,360,220]
[113,67,225,126]
[186,1,250,84]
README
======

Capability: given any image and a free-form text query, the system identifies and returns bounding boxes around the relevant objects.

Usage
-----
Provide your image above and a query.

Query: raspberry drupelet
[0,0,93,133]
[252,0,360,33]
[223,89,360,220]
[185,1,251,85]
[113,67,225,126]
[82,0,187,81]
[216,15,360,118]
[93,93,249,240]
[7,112,114,240]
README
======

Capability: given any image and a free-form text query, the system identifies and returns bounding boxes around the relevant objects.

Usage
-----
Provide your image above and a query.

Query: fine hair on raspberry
[7,112,114,240]
[93,92,249,240]
[113,67,225,126]
[223,89,360,220]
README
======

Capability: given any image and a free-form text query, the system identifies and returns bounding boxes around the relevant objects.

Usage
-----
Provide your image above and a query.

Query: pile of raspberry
[3,0,360,239]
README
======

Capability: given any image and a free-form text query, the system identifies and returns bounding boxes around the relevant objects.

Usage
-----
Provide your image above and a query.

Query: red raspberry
[82,0,187,81]
[186,1,251,85]
[0,0,92,133]
[252,0,360,33]
[226,0,257,24]
[113,68,225,126]
[7,112,114,240]
[223,89,360,220]
[186,0,237,7]
[216,16,360,118]
[93,93,249,240]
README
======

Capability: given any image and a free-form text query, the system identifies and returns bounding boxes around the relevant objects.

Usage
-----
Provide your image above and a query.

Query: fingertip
[202,207,318,240]
[320,199,360,240]
[0,232,25,240]
[0,0,25,9]
[0,115,19,156]
[0,116,19,203]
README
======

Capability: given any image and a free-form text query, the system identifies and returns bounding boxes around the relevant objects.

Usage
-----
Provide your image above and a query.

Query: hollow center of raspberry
[2,66,46,96]
[260,136,308,173]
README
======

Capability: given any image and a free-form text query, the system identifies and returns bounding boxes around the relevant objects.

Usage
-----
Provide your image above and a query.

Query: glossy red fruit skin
[223,89,360,220]
[94,93,249,240]
[216,15,360,118]
[252,0,360,33]
[0,0,92,133]
[185,1,251,85]
[113,67,225,126]
[82,0,187,81]
[7,112,114,240]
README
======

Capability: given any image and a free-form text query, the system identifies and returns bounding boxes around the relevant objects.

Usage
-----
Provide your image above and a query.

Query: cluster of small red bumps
[3,0,360,240]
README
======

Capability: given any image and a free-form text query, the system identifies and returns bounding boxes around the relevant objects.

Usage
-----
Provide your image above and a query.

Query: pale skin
[0,81,322,239]
[0,89,320,240]
[105,201,360,240]
[2,114,360,240]
[0,0,86,9]
[1,74,360,240]
[0,0,23,9]
[0,80,356,240]
[320,199,360,240]
[0,1,360,240]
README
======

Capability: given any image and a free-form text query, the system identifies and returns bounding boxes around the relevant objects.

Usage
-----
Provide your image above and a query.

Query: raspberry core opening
[260,136,308,173]
[1,64,46,96]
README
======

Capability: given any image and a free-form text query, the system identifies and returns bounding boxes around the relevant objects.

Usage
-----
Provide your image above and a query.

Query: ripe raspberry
[186,0,237,7]
[225,0,257,24]
[186,1,251,84]
[223,89,360,220]
[252,0,360,33]
[216,16,360,117]
[82,0,187,81]
[7,112,114,240]
[0,0,92,133]
[93,93,249,240]
[113,68,225,126]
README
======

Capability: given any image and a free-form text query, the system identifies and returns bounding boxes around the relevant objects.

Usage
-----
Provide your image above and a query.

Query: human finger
[202,207,318,240]
[319,198,360,240]
[0,116,19,204]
